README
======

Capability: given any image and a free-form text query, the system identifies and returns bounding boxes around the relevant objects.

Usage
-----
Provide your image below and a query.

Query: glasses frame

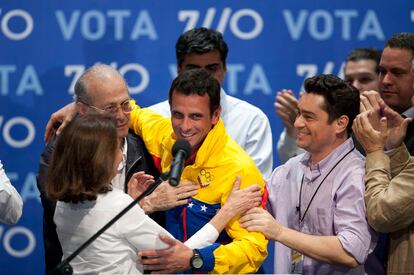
[79,98,133,114]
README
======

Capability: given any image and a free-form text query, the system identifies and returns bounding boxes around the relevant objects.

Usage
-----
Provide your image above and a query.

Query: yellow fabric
[129,101,268,274]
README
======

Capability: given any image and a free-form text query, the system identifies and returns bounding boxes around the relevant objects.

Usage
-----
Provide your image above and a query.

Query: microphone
[169,140,191,186]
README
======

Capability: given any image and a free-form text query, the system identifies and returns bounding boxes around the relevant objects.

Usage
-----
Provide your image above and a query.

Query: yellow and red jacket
[129,103,268,274]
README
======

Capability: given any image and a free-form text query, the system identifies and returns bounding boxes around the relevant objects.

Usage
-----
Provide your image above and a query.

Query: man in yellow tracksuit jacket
[130,69,268,274]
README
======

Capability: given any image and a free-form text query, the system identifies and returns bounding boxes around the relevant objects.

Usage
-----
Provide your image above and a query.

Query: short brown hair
[168,68,221,115]
[304,74,360,136]
[346,48,382,74]
[46,114,118,203]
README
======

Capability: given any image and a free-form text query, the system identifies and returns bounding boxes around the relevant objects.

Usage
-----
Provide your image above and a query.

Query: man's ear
[76,102,87,115]
[335,115,349,135]
[212,106,222,125]
[177,64,182,75]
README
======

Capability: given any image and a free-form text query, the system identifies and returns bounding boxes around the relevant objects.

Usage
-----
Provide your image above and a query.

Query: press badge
[290,249,304,274]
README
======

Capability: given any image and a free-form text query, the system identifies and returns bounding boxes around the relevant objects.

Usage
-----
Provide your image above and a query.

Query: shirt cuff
[184,223,219,249]
[337,231,370,264]
[197,243,220,272]
[365,150,389,171]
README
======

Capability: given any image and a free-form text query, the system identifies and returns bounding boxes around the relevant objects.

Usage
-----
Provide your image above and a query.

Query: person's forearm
[388,144,411,177]
[277,226,358,268]
[208,204,236,233]
[365,148,414,232]
[138,197,154,214]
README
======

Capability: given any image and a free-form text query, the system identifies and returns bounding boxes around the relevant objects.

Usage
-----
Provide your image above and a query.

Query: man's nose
[352,80,362,91]
[181,117,191,131]
[294,115,304,129]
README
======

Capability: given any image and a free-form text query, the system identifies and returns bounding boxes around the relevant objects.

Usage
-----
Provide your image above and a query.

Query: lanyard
[298,147,355,225]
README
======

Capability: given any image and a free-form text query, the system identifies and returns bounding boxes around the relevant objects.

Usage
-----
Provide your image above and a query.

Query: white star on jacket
[200,205,207,212]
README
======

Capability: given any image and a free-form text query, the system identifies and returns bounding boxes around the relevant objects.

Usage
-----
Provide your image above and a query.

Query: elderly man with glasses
[37,64,196,274]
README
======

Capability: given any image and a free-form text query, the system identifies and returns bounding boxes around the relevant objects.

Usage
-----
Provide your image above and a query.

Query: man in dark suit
[361,32,414,155]
[379,32,414,154]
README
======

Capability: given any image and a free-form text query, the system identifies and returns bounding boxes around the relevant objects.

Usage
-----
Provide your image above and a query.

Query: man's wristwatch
[190,249,203,270]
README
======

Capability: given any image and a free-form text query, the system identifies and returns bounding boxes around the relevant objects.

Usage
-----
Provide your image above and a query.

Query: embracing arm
[240,207,358,268]
[206,176,261,233]
[140,181,199,214]
[277,224,358,267]
[194,172,268,274]
[44,102,77,143]
[276,223,358,267]
[279,227,358,267]
[138,176,263,274]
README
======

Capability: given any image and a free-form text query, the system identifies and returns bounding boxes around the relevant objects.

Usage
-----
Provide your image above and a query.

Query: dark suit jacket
[36,130,160,274]
[404,120,414,155]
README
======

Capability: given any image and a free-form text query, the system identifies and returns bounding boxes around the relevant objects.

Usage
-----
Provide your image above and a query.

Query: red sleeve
[152,155,162,173]
[261,183,268,208]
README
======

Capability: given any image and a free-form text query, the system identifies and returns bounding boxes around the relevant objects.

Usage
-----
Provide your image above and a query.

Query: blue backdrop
[1,1,412,274]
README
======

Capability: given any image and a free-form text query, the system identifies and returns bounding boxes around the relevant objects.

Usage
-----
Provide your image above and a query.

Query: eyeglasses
[80,99,134,114]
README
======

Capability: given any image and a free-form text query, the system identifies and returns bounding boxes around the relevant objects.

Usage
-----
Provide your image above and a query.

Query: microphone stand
[50,172,170,275]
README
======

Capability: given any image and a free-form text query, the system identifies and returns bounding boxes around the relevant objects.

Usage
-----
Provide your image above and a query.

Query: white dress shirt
[403,106,414,118]
[55,189,218,274]
[111,138,127,191]
[0,160,23,224]
[149,89,273,181]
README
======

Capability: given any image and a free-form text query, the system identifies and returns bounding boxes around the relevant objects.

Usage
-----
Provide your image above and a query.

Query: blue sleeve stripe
[197,243,220,272]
